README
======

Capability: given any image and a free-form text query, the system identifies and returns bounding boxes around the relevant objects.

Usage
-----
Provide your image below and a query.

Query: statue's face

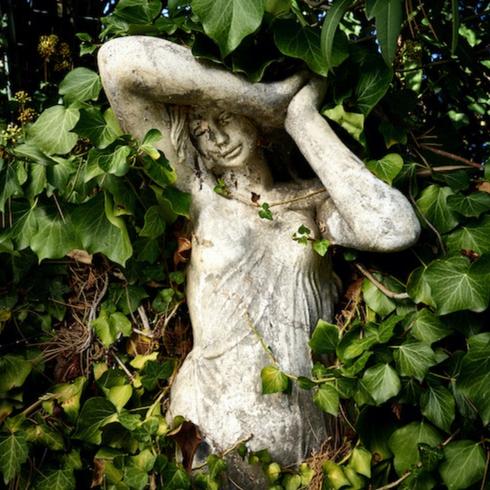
[189,108,258,169]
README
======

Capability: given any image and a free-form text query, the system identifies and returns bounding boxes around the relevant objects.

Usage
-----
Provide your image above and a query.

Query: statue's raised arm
[285,80,420,251]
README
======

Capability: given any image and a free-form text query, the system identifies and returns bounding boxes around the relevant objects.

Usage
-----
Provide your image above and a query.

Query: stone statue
[98,37,420,487]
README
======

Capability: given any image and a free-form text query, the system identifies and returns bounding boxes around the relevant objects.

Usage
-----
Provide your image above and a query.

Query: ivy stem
[481,449,489,490]
[354,263,409,300]
[20,394,54,417]
[375,472,411,490]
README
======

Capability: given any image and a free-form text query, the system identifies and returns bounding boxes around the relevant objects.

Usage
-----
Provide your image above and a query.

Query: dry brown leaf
[173,236,192,267]
[477,181,490,193]
[169,420,202,472]
[67,249,93,264]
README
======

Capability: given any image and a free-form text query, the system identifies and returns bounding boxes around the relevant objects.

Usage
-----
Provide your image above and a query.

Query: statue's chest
[190,196,320,273]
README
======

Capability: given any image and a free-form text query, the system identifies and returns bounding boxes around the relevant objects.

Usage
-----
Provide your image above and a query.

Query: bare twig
[416,165,471,176]
[375,472,411,490]
[419,144,481,169]
[481,448,489,490]
[354,263,409,300]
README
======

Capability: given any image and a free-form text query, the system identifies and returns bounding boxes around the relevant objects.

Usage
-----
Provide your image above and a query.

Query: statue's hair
[164,104,191,164]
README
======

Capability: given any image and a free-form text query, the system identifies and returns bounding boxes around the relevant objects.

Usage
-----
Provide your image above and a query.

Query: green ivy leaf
[71,193,132,266]
[162,463,191,490]
[30,208,79,262]
[320,0,354,71]
[368,0,403,65]
[0,165,23,213]
[439,441,486,490]
[0,432,29,484]
[388,422,443,476]
[416,185,459,233]
[313,383,339,416]
[59,67,102,103]
[73,397,118,444]
[366,153,403,185]
[191,0,265,56]
[456,333,490,425]
[312,239,330,257]
[447,192,490,218]
[140,206,166,239]
[355,63,392,115]
[421,384,455,433]
[446,215,490,255]
[74,108,121,149]
[265,0,291,16]
[34,469,75,490]
[394,340,437,381]
[28,105,80,155]
[422,255,490,315]
[409,309,450,344]
[362,278,396,317]
[0,355,32,392]
[273,21,327,76]
[141,360,174,391]
[261,365,290,394]
[309,319,339,354]
[361,363,401,405]
[322,105,364,142]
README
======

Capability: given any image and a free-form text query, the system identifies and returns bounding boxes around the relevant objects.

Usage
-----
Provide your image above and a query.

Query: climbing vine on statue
[0,0,489,489]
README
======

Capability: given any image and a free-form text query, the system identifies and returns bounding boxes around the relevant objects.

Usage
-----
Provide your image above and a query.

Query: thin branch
[375,472,411,490]
[354,263,409,300]
[419,144,482,169]
[268,189,327,208]
[416,165,471,176]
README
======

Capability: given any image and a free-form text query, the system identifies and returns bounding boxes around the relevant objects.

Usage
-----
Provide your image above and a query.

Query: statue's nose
[210,121,229,147]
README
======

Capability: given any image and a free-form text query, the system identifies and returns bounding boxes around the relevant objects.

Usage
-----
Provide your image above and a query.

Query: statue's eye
[191,120,208,137]
[218,113,231,126]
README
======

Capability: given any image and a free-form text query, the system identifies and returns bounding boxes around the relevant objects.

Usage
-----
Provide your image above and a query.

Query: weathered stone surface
[99,36,420,488]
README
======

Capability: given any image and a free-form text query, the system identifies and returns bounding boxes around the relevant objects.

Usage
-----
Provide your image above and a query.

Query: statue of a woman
[99,37,420,486]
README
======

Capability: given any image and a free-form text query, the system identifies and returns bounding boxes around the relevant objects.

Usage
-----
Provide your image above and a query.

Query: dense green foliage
[0,0,489,489]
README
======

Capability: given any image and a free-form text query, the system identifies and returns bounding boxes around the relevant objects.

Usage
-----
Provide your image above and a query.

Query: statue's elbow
[373,213,421,252]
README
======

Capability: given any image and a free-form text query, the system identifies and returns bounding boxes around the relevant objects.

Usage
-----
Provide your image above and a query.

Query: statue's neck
[215,155,273,198]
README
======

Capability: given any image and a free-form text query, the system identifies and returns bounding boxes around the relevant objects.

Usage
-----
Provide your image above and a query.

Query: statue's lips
[221,144,242,159]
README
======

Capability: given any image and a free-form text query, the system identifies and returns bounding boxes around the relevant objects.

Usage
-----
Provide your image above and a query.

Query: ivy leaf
[446,215,490,255]
[30,208,79,262]
[313,383,339,416]
[447,192,490,218]
[362,278,396,317]
[422,255,490,315]
[388,422,443,475]
[320,0,354,71]
[59,67,102,103]
[394,340,437,381]
[71,193,132,266]
[407,266,436,308]
[140,206,166,239]
[322,105,364,142]
[0,355,32,392]
[141,360,174,391]
[416,185,459,233]
[312,239,330,256]
[0,165,23,213]
[74,108,121,149]
[366,153,403,185]
[456,333,490,425]
[409,309,450,344]
[361,363,401,405]
[261,365,290,394]
[162,463,191,490]
[73,397,118,444]
[309,319,339,354]
[368,0,403,65]
[191,0,264,56]
[421,384,455,433]
[274,21,327,76]
[0,432,29,484]
[34,469,75,490]
[28,105,79,155]
[355,62,392,115]
[97,146,131,177]
[439,441,486,490]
